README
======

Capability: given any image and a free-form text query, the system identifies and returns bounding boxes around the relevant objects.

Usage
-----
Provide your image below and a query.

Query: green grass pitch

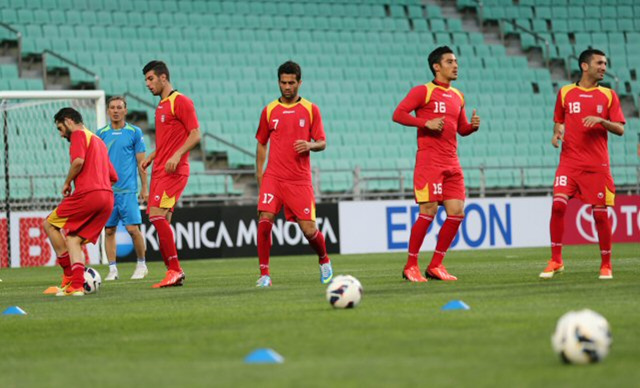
[1,243,638,387]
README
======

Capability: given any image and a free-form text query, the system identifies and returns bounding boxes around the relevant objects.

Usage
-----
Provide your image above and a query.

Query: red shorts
[414,154,466,203]
[47,190,114,244]
[148,173,189,213]
[553,165,615,206]
[258,176,316,221]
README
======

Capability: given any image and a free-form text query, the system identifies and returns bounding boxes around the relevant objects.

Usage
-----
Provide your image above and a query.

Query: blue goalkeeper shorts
[105,192,142,227]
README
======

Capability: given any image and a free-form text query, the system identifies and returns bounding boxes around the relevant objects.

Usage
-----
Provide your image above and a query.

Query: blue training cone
[245,348,284,364]
[3,306,27,315]
[441,300,470,311]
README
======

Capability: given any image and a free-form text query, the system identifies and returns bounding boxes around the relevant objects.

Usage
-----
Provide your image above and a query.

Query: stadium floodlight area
[0,90,106,268]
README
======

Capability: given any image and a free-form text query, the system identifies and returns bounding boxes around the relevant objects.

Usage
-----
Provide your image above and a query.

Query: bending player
[540,49,625,280]
[43,108,117,296]
[393,46,480,282]
[255,61,333,287]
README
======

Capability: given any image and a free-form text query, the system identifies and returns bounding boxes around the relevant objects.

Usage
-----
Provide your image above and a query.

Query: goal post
[0,90,107,268]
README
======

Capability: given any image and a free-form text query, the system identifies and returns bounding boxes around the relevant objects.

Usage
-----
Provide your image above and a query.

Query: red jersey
[255,97,325,185]
[393,80,476,166]
[153,91,199,177]
[69,128,117,195]
[554,83,625,172]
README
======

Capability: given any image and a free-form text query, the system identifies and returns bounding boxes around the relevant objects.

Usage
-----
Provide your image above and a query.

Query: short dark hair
[578,49,606,72]
[428,46,455,76]
[107,95,127,108]
[142,60,170,81]
[54,107,83,124]
[278,60,301,81]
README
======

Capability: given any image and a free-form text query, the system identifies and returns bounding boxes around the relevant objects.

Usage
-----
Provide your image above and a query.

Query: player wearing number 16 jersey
[254,61,333,287]
[393,46,480,283]
[541,49,625,280]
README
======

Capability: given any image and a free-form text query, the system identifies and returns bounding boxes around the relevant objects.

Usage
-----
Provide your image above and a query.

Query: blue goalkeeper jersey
[96,122,146,194]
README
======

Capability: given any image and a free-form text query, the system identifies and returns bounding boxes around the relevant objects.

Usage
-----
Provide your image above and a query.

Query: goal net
[0,90,106,268]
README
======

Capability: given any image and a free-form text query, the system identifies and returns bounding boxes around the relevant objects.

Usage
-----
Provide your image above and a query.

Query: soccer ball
[83,267,102,294]
[551,309,612,364]
[326,275,363,309]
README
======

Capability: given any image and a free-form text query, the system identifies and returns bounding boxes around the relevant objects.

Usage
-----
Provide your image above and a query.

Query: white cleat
[130,266,148,280]
[105,268,119,281]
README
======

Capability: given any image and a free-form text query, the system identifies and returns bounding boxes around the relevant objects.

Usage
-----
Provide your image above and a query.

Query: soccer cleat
[402,265,428,282]
[151,270,185,288]
[56,285,85,297]
[105,268,119,281]
[426,265,458,281]
[256,275,272,287]
[130,266,148,280]
[539,260,564,279]
[320,262,333,284]
[45,275,73,294]
[599,266,613,280]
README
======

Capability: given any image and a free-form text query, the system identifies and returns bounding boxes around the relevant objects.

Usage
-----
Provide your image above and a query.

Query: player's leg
[121,192,147,280]
[425,199,463,281]
[56,234,86,296]
[587,170,615,279]
[104,227,119,280]
[592,206,612,279]
[42,217,72,290]
[297,218,333,284]
[541,167,577,278]
[256,211,276,287]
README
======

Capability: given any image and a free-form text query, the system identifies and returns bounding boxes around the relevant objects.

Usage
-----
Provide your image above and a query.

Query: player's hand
[293,140,311,154]
[62,182,72,197]
[582,116,603,128]
[471,109,480,129]
[165,153,180,174]
[140,157,152,170]
[140,188,149,203]
[551,131,563,148]
[425,117,445,131]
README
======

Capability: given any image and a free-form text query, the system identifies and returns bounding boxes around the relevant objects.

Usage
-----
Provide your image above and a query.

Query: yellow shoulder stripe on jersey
[597,86,613,108]
[299,98,314,124]
[82,127,93,147]
[450,86,465,106]
[160,91,182,115]
[560,84,578,106]
[266,99,280,122]
[424,83,436,105]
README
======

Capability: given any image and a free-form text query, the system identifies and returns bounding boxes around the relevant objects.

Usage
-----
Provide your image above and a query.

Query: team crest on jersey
[299,119,305,127]
[597,105,603,114]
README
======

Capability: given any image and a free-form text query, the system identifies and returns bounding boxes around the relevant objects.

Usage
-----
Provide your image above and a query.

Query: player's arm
[256,141,267,189]
[136,152,149,202]
[582,117,624,136]
[457,108,479,136]
[392,86,444,131]
[166,128,201,174]
[108,160,118,185]
[62,158,84,196]
[294,139,326,153]
[141,150,155,170]
[295,104,327,153]
[551,123,564,148]
[552,91,565,148]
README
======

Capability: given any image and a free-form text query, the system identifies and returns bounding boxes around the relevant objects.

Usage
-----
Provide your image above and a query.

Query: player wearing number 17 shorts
[254,61,333,287]
[393,46,480,283]
[541,49,625,280]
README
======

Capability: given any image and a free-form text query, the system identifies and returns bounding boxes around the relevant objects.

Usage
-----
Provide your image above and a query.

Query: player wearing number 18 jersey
[393,46,480,283]
[254,61,333,287]
[541,49,625,280]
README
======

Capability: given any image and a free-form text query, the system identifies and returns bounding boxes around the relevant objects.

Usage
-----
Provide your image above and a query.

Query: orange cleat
[402,265,428,282]
[56,285,85,297]
[152,270,185,288]
[599,266,613,280]
[45,275,72,294]
[539,260,564,279]
[426,265,458,281]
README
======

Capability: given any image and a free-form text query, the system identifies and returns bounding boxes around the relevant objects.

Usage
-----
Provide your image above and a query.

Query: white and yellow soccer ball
[551,309,612,364]
[83,267,102,294]
[326,275,363,309]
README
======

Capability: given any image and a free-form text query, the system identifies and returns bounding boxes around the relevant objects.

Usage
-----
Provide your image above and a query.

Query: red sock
[550,196,568,264]
[71,262,85,289]
[429,215,463,268]
[307,230,330,264]
[257,219,273,276]
[57,252,72,277]
[150,216,182,272]
[407,214,433,268]
[593,207,612,269]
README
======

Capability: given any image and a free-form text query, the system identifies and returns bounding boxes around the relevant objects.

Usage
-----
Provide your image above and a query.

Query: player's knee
[105,227,116,236]
[592,207,608,223]
[551,200,567,216]
[300,224,318,238]
[125,225,140,236]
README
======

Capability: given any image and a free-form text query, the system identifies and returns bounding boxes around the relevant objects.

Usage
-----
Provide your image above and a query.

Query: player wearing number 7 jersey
[541,49,625,280]
[393,46,480,283]
[254,61,333,287]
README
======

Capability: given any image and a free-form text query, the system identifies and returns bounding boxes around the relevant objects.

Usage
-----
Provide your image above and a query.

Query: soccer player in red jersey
[540,49,625,280]
[140,60,201,288]
[392,46,480,282]
[254,61,333,287]
[43,108,118,296]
